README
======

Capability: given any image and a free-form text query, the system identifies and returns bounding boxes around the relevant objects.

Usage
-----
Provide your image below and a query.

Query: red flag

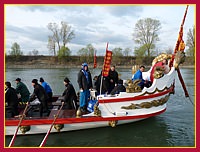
[102,49,112,77]
[93,50,97,68]
[169,5,188,68]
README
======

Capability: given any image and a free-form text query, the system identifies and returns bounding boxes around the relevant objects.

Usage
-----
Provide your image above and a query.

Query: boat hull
[6,106,166,135]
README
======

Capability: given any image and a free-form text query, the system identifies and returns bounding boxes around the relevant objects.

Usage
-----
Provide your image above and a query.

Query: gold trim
[108,120,118,127]
[94,104,101,116]
[19,125,30,134]
[54,124,64,132]
[121,95,170,110]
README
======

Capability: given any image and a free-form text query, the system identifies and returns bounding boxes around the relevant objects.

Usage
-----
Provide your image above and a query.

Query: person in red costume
[150,59,170,82]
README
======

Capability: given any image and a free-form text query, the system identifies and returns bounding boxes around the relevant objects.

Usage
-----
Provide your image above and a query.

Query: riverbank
[5,55,195,69]
[5,64,194,69]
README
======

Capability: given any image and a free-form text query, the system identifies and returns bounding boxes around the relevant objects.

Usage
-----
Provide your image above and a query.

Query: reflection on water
[5,68,195,147]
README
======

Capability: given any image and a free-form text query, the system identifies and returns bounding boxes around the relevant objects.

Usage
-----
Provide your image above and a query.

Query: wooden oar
[177,68,189,97]
[39,102,64,147]
[8,102,29,147]
[177,68,194,106]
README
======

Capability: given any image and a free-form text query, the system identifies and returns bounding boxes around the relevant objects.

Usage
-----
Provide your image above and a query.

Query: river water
[5,67,195,147]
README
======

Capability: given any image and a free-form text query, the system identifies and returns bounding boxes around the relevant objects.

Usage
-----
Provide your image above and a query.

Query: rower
[5,81,19,118]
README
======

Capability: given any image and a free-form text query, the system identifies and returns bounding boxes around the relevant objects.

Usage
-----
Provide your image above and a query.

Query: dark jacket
[108,69,119,85]
[77,69,93,90]
[5,87,19,116]
[110,84,126,95]
[29,84,49,115]
[62,83,78,109]
[29,84,48,103]
[16,82,30,102]
[96,74,109,94]
[108,69,118,93]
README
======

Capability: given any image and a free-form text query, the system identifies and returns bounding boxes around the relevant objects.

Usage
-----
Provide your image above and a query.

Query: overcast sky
[5,4,195,56]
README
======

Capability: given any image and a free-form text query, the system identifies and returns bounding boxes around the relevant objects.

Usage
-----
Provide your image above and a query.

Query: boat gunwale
[98,85,174,103]
[5,107,166,126]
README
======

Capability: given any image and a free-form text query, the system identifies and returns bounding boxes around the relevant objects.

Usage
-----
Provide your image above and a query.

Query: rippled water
[5,67,195,147]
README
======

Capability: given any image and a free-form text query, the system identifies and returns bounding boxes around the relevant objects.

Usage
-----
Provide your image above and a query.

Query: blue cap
[82,63,88,67]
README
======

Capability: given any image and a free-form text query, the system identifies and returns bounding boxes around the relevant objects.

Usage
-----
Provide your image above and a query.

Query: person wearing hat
[62,77,78,110]
[108,65,119,94]
[29,79,49,117]
[15,78,30,103]
[77,63,93,112]
[5,81,19,117]
[39,77,53,102]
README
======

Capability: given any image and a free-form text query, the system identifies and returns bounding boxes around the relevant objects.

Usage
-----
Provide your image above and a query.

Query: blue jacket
[132,70,145,87]
[41,82,52,93]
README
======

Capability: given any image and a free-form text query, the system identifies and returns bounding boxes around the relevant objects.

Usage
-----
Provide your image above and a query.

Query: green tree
[47,21,75,56]
[77,44,96,63]
[134,45,146,65]
[186,26,195,57]
[133,18,161,57]
[112,47,123,65]
[9,42,23,56]
[57,46,71,63]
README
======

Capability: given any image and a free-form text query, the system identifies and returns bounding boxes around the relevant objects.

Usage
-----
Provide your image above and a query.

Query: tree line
[7,18,195,65]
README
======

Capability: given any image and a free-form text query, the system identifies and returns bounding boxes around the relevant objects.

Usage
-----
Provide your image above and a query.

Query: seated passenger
[132,65,146,89]
[5,81,19,117]
[62,77,78,110]
[110,79,126,95]
[29,79,49,117]
[15,78,30,104]
[93,76,98,90]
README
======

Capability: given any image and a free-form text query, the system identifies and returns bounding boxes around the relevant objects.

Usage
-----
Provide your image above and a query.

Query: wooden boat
[5,5,190,146]
[5,58,186,136]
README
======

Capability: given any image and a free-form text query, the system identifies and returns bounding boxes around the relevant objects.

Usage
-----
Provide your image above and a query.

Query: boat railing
[142,67,176,93]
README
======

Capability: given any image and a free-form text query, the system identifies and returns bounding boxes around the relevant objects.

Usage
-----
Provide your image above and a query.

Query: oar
[8,102,29,147]
[177,68,194,106]
[39,102,64,147]
[177,68,189,97]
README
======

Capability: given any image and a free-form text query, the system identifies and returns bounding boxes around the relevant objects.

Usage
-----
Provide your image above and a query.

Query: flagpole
[100,42,109,95]
[100,75,103,95]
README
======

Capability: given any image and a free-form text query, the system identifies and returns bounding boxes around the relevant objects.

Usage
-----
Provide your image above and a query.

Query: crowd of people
[5,59,170,117]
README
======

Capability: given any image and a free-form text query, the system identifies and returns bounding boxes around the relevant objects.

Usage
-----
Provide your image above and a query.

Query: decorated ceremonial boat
[5,5,191,147]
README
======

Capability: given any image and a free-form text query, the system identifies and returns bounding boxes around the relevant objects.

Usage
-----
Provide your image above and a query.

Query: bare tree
[47,23,60,52]
[47,36,56,56]
[32,49,39,56]
[123,47,131,56]
[186,25,195,57]
[165,47,173,54]
[47,21,75,56]
[61,21,75,47]
[133,18,161,57]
